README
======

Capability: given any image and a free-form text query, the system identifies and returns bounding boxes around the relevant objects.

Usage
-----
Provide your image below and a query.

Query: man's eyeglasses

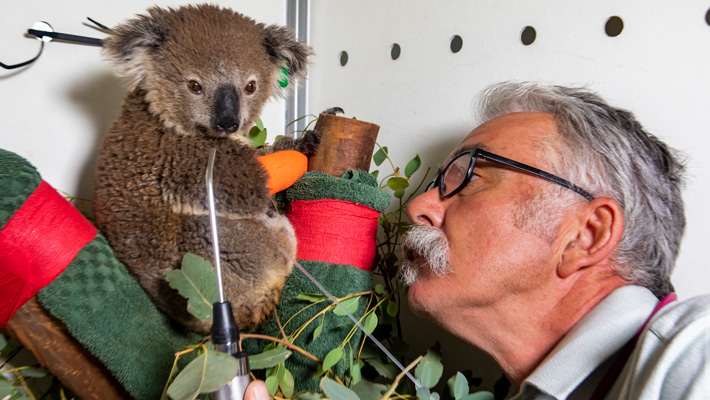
[426,148,595,201]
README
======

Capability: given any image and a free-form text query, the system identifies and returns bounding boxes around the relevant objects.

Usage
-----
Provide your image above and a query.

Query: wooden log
[4,298,130,400]
[308,113,380,177]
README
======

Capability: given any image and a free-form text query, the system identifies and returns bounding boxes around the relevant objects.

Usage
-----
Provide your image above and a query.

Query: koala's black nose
[212,85,240,135]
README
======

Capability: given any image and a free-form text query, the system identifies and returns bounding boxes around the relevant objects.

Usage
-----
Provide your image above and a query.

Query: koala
[94,4,317,334]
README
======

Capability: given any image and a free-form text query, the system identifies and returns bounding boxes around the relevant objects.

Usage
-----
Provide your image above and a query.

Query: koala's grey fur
[94,4,316,334]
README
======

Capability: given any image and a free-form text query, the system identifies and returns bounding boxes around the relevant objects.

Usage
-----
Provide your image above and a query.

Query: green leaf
[164,253,218,321]
[351,361,362,385]
[371,170,379,180]
[320,377,360,400]
[294,391,326,400]
[417,386,432,400]
[351,380,387,400]
[374,284,386,295]
[414,348,444,389]
[322,347,343,371]
[386,177,409,191]
[394,189,405,199]
[265,375,279,396]
[386,301,398,317]
[363,357,397,380]
[18,367,47,378]
[279,368,295,398]
[255,117,264,131]
[249,347,292,370]
[166,349,238,400]
[405,154,422,178]
[453,372,468,400]
[248,126,267,148]
[363,312,378,334]
[312,322,324,343]
[297,293,327,303]
[0,333,7,350]
[462,392,495,400]
[333,297,360,316]
[0,378,13,397]
[373,146,388,166]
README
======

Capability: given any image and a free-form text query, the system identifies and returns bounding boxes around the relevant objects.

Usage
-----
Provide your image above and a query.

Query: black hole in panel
[391,43,401,60]
[605,16,624,37]
[339,51,349,66]
[521,26,536,45]
[706,8,710,26]
[450,35,463,53]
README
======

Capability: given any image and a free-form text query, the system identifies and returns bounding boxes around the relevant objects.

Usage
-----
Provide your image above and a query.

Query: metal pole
[285,0,310,137]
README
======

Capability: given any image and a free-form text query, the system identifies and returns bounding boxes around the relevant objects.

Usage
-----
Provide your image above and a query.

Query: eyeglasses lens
[441,153,473,197]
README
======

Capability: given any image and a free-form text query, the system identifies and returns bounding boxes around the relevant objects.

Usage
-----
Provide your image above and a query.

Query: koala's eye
[187,80,203,94]
[245,81,257,95]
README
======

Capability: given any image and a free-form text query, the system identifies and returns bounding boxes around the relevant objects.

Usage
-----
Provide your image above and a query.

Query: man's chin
[406,279,436,318]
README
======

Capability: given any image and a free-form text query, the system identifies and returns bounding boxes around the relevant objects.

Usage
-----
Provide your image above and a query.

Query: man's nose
[406,188,446,228]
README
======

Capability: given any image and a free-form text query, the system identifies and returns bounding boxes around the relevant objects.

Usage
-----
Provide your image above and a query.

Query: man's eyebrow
[439,142,491,170]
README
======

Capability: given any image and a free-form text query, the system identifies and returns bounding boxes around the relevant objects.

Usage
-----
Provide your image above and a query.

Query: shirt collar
[518,285,658,399]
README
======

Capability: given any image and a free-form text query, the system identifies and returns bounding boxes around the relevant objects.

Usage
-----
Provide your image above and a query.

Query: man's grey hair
[475,81,686,298]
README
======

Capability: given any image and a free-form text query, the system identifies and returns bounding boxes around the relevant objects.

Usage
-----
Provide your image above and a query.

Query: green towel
[247,170,390,392]
[0,149,202,400]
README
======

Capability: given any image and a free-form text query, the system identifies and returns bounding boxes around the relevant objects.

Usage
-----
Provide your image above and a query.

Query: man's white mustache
[400,225,452,286]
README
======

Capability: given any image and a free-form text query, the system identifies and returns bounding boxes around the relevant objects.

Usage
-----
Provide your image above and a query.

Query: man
[246,81,709,399]
[400,81,709,398]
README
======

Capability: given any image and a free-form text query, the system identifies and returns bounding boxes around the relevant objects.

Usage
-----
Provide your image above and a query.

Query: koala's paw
[273,130,320,156]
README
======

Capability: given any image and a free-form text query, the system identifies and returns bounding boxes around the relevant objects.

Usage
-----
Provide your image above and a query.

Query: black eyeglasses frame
[427,148,595,201]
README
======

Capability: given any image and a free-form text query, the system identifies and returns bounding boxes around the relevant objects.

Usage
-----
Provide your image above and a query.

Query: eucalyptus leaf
[386,301,399,317]
[333,297,360,316]
[164,253,218,321]
[405,154,422,177]
[248,126,267,148]
[312,323,324,343]
[417,386,432,400]
[320,377,360,400]
[0,333,7,350]
[371,170,379,180]
[351,360,362,385]
[462,391,495,400]
[363,312,378,334]
[414,348,444,389]
[363,357,397,380]
[351,380,387,400]
[255,117,264,131]
[166,349,238,400]
[265,375,278,396]
[322,347,343,371]
[18,367,46,378]
[386,177,409,191]
[394,189,405,199]
[374,284,386,295]
[0,379,13,397]
[453,372,469,400]
[373,146,388,166]
[297,293,327,303]
[279,368,295,398]
[249,347,292,370]
[294,391,326,400]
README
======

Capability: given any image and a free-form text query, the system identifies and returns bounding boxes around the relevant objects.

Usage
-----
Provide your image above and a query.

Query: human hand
[244,380,270,400]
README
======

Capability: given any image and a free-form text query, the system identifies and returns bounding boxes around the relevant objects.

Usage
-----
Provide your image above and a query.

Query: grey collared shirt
[511,285,710,399]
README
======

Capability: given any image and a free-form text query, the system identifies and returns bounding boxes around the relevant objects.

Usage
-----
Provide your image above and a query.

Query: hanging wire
[1,41,45,70]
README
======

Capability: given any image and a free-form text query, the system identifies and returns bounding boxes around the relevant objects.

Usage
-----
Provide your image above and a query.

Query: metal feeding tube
[206,148,250,400]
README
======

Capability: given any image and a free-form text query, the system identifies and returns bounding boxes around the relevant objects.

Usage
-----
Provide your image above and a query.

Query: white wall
[307,0,710,390]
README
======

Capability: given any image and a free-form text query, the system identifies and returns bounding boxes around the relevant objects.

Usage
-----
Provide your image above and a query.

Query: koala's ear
[102,7,171,89]
[263,25,313,83]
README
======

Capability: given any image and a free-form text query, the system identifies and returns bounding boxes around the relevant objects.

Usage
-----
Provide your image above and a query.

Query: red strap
[0,180,97,327]
[286,199,379,272]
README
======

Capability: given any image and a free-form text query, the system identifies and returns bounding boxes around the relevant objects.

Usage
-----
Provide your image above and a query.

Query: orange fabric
[258,150,308,195]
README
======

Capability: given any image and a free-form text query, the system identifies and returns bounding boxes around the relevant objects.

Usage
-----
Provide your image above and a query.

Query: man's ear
[558,197,624,278]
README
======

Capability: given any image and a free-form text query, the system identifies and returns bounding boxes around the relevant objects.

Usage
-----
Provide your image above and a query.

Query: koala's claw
[322,107,344,116]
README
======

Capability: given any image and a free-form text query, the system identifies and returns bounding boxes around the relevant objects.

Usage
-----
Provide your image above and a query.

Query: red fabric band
[0,180,97,327]
[286,199,379,272]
